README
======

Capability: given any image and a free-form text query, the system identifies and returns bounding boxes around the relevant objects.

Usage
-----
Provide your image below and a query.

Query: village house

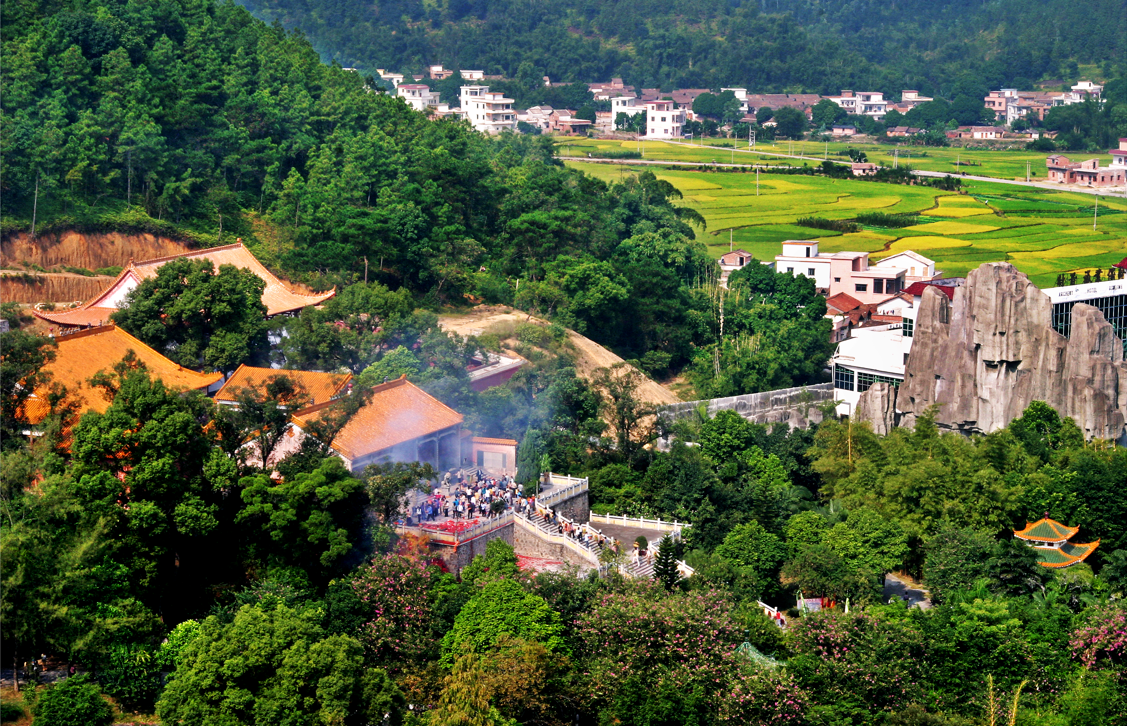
[34,242,335,329]
[376,69,405,88]
[1070,81,1103,102]
[548,109,593,135]
[644,100,686,139]
[517,105,554,131]
[717,248,756,287]
[18,324,223,446]
[460,85,517,134]
[826,90,887,120]
[831,124,857,137]
[851,162,880,176]
[885,126,923,138]
[396,84,441,112]
[611,94,639,120]
[899,90,932,108]
[774,240,924,304]
[743,93,822,116]
[428,65,455,80]
[721,87,749,113]
[459,70,485,80]
[1046,148,1127,188]
[589,78,632,100]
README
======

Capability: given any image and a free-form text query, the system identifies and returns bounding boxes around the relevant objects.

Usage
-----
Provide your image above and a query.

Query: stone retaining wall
[512,517,598,570]
[659,383,834,429]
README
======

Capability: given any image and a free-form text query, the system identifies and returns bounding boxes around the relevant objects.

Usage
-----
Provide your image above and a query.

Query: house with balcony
[376,69,405,88]
[774,241,909,304]
[428,65,455,80]
[899,90,933,108]
[460,70,485,80]
[645,100,686,139]
[397,84,441,112]
[826,90,887,120]
[460,85,517,134]
[1046,150,1127,188]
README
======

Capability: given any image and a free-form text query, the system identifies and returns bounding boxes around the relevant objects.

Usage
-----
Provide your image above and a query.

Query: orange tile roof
[291,376,463,461]
[21,325,222,425]
[35,243,334,326]
[1034,540,1100,568]
[215,365,351,406]
[472,436,519,446]
[1014,517,1080,543]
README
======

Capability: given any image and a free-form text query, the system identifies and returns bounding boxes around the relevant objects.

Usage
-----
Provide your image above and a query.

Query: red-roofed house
[34,243,334,329]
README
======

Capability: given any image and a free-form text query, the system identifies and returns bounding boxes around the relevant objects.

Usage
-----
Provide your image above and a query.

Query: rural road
[561,142,1127,199]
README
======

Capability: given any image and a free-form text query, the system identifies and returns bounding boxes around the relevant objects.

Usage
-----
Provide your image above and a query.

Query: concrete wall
[513,517,598,570]
[659,383,834,429]
[552,490,590,523]
[431,522,513,574]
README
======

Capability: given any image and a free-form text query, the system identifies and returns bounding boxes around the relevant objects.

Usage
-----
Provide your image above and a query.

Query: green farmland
[566,161,1127,287]
[556,137,1110,182]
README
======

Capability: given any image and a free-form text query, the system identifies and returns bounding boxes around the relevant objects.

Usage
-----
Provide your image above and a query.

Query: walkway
[883,573,932,609]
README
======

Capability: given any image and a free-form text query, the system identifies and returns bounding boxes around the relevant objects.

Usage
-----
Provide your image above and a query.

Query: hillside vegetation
[237,0,1126,97]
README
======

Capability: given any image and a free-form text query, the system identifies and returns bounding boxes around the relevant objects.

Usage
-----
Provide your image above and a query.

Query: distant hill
[237,0,1126,99]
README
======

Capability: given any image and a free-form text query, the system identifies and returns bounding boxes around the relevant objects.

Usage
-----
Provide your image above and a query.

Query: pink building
[1046,151,1127,187]
[774,241,911,304]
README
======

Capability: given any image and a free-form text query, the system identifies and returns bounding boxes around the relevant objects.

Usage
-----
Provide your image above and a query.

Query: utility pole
[1026,160,1030,182]
[825,140,828,160]
[756,166,759,196]
[729,229,733,252]
[1094,195,1098,230]
[894,149,898,169]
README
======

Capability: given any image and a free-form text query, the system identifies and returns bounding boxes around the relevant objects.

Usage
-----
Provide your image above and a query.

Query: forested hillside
[237,0,1126,97]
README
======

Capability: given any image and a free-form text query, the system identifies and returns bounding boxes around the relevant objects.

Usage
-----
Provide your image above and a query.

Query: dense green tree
[440,578,567,667]
[0,329,57,450]
[112,258,270,373]
[157,604,404,726]
[237,457,367,580]
[922,524,996,603]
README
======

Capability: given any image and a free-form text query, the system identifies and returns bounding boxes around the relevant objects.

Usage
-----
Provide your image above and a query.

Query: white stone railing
[588,513,689,534]
[514,511,601,567]
[538,472,588,507]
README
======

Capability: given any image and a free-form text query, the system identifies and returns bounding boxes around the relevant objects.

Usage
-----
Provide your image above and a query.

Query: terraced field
[556,137,1109,181]
[566,161,1127,287]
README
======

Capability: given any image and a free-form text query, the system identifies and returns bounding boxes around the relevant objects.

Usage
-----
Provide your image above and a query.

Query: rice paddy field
[565,160,1127,288]
[555,137,1110,182]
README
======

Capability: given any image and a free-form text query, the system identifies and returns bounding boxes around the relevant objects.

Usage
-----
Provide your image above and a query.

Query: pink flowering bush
[351,553,437,664]
[786,608,925,720]
[1070,602,1127,670]
[718,666,810,726]
[576,583,743,708]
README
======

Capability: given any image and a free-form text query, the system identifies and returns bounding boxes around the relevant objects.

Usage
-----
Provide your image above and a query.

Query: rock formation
[857,262,1127,440]
[856,382,897,435]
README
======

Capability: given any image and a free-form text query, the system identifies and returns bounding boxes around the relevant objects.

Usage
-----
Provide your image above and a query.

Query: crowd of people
[410,471,527,524]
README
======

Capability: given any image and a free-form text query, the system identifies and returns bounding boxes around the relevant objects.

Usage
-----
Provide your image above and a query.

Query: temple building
[18,324,223,446]
[34,242,334,329]
[1013,516,1099,568]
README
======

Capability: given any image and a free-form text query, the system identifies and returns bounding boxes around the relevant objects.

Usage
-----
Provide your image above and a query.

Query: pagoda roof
[215,365,351,407]
[1014,517,1079,543]
[35,243,334,326]
[290,375,463,461]
[1032,540,1100,568]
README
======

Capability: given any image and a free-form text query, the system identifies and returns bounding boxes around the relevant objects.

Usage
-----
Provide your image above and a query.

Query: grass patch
[856,212,917,228]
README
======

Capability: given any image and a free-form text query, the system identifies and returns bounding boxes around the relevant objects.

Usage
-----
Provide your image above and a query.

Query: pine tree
[654,538,680,591]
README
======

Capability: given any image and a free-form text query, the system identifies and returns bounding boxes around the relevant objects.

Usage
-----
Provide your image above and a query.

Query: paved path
[883,573,932,609]
[561,142,1127,198]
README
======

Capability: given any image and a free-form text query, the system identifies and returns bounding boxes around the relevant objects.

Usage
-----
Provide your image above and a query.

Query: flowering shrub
[576,584,743,705]
[1070,602,1127,670]
[718,666,810,726]
[352,554,438,663]
[786,609,925,719]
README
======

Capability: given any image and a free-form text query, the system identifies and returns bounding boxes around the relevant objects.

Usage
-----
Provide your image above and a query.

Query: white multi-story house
[460,85,517,134]
[826,90,887,120]
[377,69,405,88]
[611,94,638,120]
[899,90,932,108]
[644,100,686,139]
[721,87,749,113]
[397,84,441,112]
[460,70,485,81]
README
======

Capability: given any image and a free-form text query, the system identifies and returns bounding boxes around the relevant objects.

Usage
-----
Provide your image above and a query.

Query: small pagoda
[1013,514,1099,569]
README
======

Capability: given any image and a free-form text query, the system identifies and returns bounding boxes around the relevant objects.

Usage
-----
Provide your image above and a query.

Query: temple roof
[215,365,351,407]
[290,376,463,461]
[35,243,334,326]
[20,325,222,435]
[1032,540,1100,568]
[1014,517,1080,543]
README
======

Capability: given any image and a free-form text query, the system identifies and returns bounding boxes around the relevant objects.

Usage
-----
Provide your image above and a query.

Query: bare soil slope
[2,230,193,270]
[438,305,681,406]
[0,272,112,304]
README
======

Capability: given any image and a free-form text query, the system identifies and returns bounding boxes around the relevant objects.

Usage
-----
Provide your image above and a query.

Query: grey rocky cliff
[866,262,1126,439]
[856,382,897,435]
